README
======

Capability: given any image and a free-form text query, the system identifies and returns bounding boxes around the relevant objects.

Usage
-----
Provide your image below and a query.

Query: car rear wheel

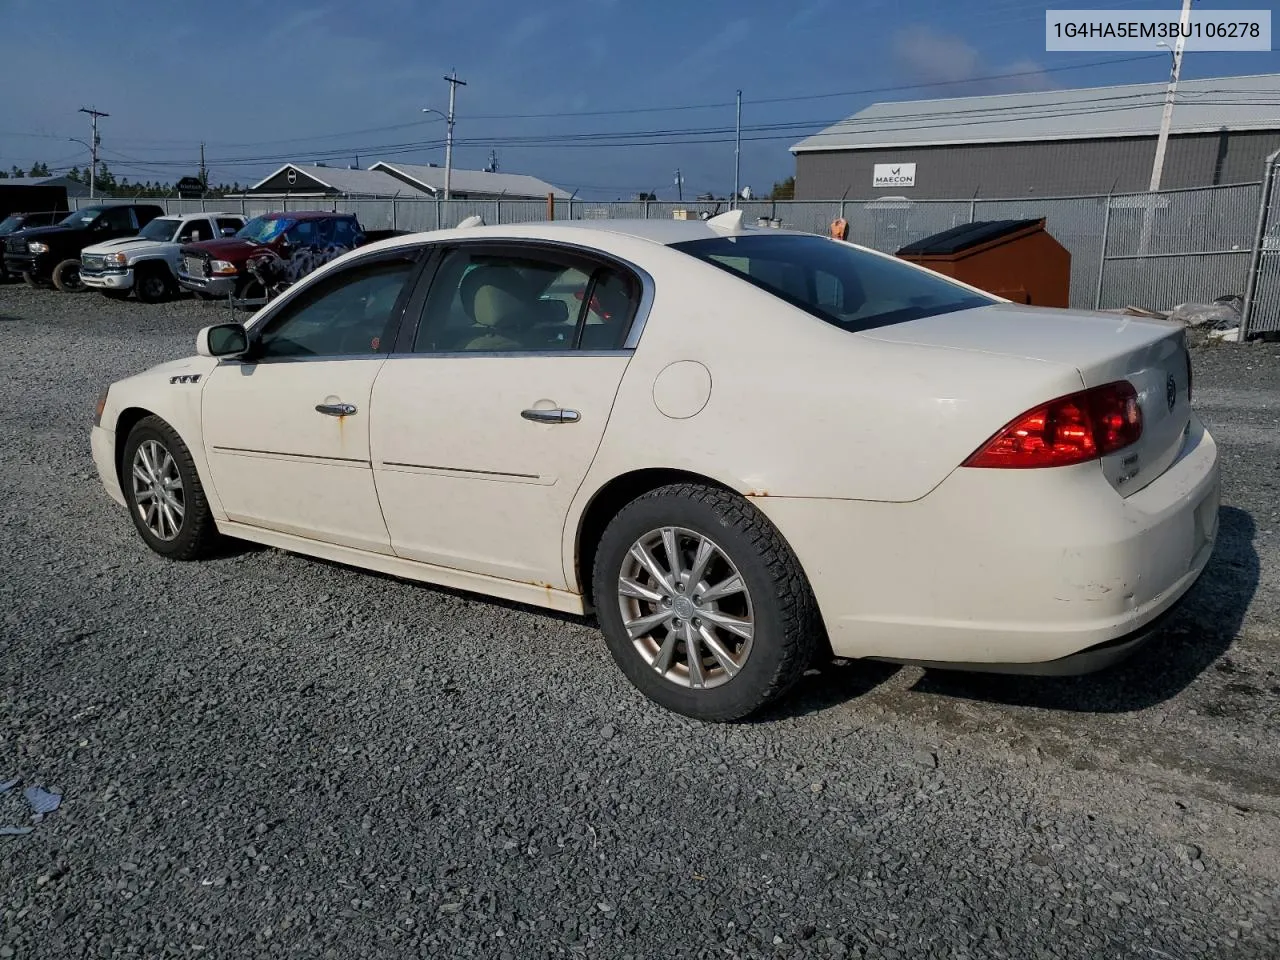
[121,416,219,561]
[135,264,173,303]
[51,259,85,292]
[592,483,820,721]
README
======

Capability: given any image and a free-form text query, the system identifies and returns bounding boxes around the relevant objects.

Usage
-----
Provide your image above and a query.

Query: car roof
[362,217,813,255]
[254,210,352,221]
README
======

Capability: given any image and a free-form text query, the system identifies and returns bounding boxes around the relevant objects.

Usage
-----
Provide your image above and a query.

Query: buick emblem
[1166,374,1177,412]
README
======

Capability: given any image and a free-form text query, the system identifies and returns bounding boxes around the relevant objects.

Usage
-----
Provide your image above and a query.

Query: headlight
[27,242,49,254]
[104,252,127,267]
[210,259,237,276]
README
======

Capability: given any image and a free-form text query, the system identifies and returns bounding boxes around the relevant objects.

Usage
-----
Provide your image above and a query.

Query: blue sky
[1,0,1277,199]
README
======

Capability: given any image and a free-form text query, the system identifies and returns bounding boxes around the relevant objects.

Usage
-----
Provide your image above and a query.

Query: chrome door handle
[521,408,580,424]
[315,402,357,417]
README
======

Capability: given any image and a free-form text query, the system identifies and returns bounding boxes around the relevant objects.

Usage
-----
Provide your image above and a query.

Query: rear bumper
[753,414,1220,667]
[177,272,236,297]
[83,268,134,291]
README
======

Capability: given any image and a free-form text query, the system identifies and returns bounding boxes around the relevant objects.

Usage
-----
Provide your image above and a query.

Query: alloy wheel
[616,526,755,689]
[131,439,185,541]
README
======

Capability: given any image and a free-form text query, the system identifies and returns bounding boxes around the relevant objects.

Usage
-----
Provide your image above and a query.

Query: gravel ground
[2,284,1278,959]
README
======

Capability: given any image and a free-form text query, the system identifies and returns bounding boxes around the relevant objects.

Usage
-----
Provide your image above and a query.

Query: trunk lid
[861,303,1191,495]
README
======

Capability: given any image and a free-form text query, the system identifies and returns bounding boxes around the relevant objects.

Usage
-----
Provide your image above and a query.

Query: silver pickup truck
[81,212,244,302]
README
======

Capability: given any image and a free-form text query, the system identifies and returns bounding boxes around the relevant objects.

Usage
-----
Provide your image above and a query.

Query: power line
[3,52,1165,155]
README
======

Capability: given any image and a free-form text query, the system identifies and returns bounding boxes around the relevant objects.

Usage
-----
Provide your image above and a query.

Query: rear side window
[216,217,243,237]
[671,234,994,333]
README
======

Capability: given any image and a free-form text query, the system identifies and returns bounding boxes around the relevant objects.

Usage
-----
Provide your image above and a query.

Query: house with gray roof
[369,162,570,200]
[243,164,431,199]
[790,73,1280,199]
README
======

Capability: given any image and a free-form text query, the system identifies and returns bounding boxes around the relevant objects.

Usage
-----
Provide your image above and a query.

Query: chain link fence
[1241,151,1280,338]
[71,184,1271,323]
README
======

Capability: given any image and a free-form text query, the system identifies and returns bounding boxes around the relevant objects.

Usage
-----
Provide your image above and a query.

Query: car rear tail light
[964,381,1142,469]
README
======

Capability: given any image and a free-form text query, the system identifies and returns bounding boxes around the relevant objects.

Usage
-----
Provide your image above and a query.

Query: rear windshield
[671,233,994,333]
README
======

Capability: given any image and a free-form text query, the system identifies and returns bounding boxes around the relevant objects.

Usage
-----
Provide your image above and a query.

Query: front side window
[254,257,416,360]
[671,234,994,333]
[284,220,319,248]
[413,247,639,353]
[329,218,360,249]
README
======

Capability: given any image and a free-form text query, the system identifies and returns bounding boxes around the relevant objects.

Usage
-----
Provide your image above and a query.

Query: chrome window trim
[218,348,633,367]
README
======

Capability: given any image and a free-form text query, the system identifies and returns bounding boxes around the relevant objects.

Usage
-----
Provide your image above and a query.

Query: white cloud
[891,26,1056,95]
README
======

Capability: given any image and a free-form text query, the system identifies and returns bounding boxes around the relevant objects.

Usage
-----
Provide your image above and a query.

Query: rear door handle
[316,402,358,417]
[521,408,580,424]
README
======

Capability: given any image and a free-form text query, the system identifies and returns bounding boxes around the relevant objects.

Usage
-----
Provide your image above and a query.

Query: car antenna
[706,209,745,233]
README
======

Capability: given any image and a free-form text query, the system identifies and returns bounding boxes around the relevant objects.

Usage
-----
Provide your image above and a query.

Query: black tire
[592,483,821,721]
[51,259,85,292]
[121,415,219,561]
[22,271,41,289]
[134,264,173,303]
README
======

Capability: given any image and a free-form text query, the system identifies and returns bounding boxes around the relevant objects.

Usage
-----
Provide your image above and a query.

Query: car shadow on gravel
[904,506,1259,714]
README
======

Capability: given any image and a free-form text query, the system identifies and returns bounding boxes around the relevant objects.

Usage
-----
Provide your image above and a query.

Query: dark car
[0,210,66,282]
[177,211,366,300]
[3,203,165,291]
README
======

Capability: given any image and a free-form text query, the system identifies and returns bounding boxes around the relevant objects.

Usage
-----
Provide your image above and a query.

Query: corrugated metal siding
[795,131,1280,201]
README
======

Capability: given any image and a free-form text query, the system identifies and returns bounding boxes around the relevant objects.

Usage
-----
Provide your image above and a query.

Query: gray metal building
[791,74,1280,200]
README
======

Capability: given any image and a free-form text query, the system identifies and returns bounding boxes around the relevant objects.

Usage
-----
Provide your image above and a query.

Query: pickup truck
[3,203,165,291]
[0,210,66,282]
[177,211,365,300]
[81,212,245,302]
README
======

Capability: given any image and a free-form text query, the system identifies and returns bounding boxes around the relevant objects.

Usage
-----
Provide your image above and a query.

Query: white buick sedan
[91,213,1220,720]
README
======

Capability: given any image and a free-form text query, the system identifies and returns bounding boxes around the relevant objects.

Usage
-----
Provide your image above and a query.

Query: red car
[176,211,364,299]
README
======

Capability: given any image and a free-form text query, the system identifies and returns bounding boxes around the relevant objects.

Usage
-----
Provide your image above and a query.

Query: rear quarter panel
[563,238,1086,582]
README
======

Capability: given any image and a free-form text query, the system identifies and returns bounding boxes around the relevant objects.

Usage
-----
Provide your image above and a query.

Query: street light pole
[734,89,742,209]
[443,71,466,201]
[1140,0,1192,254]
[79,106,108,200]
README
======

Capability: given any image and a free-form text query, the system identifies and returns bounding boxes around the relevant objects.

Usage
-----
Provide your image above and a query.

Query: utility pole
[734,89,742,210]
[199,141,207,189]
[443,70,466,200]
[1140,0,1192,253]
[79,106,108,199]
[674,168,684,203]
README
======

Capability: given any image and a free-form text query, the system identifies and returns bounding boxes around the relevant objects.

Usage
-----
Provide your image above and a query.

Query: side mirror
[196,322,249,358]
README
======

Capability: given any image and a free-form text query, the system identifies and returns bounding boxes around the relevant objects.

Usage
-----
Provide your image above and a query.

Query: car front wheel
[121,416,219,560]
[592,483,821,721]
[135,264,173,303]
[51,259,85,292]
